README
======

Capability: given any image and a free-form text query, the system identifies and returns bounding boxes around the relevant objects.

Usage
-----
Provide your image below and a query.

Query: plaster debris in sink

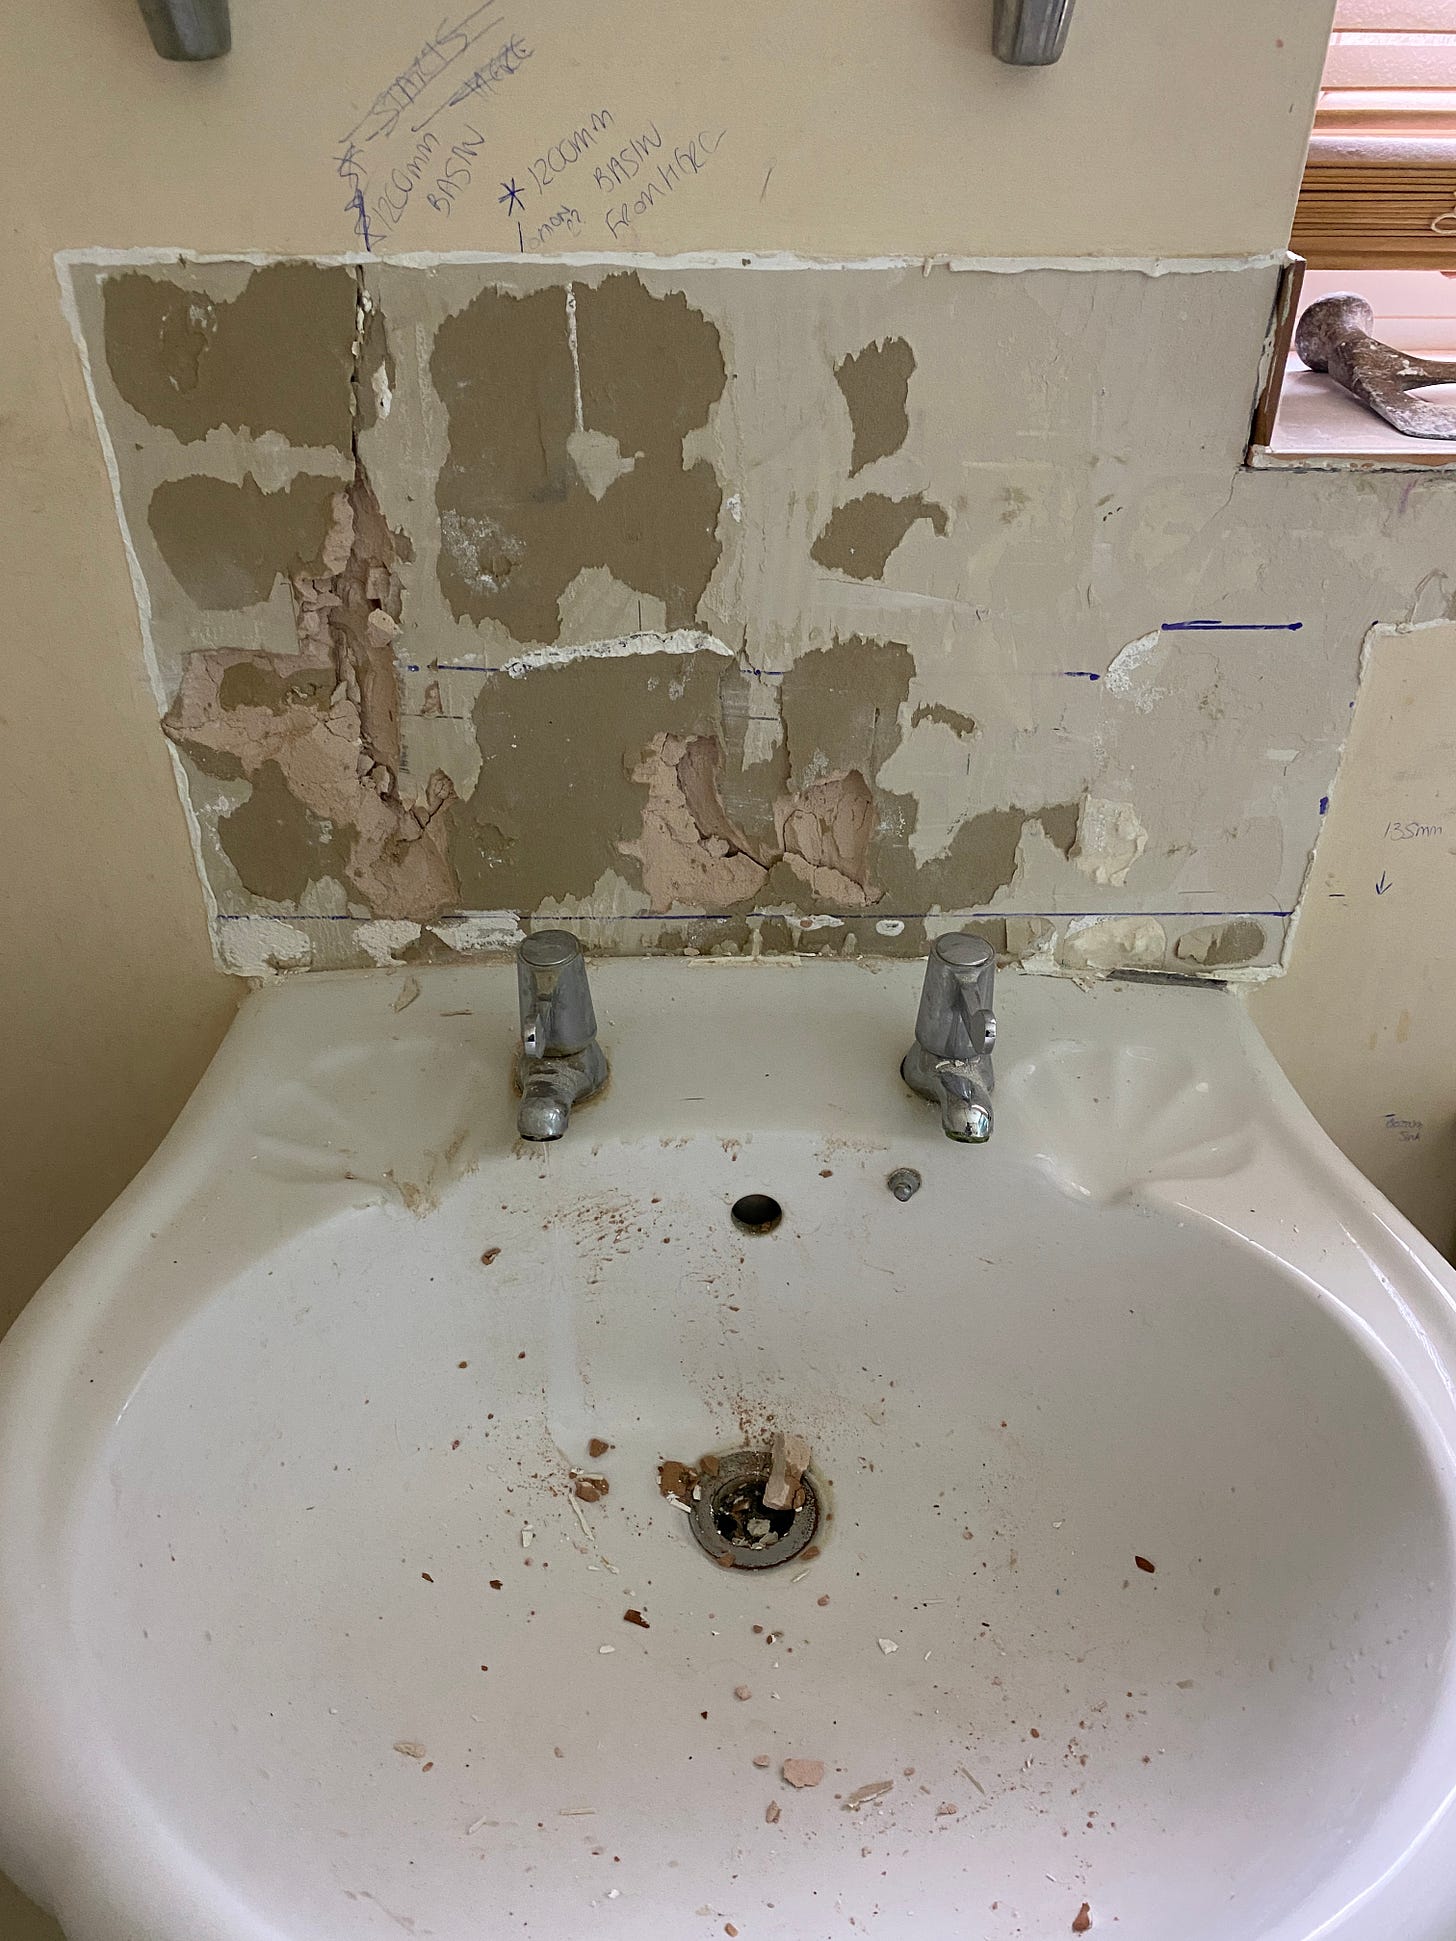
[1135,1555,1157,1573]
[393,1741,427,1759]
[587,1437,612,1458]
[1073,1902,1094,1932]
[782,1758,825,1788]
[763,1430,812,1512]
[392,975,421,1012]
[751,1753,770,1769]
[844,1779,894,1810]
[573,1473,609,1502]
[658,1458,698,1504]
[764,1800,781,1824]
[878,1637,899,1654]
[623,1607,649,1628]
[734,1684,751,1700]
[479,1247,501,1266]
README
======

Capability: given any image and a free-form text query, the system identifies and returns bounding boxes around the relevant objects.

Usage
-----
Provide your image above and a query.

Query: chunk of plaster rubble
[845,1779,894,1809]
[763,1432,812,1513]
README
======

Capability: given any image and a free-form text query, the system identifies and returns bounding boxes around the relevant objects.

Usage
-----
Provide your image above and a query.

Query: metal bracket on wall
[993,0,1076,64]
[136,0,231,60]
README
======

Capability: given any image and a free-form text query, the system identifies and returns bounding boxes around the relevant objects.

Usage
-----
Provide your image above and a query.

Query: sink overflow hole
[731,1193,783,1234]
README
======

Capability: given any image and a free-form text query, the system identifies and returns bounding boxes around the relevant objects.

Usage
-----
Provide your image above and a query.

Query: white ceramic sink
[3,960,1456,1941]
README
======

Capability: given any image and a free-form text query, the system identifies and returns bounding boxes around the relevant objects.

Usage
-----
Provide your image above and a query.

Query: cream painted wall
[1250,621,1456,1256]
[5,0,1431,1932]
[0,0,1336,1325]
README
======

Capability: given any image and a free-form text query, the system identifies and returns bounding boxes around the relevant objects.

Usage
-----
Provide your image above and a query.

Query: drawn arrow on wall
[1375,872,1392,895]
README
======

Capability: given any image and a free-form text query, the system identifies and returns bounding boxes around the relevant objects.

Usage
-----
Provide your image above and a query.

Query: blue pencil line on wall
[1161,620,1304,633]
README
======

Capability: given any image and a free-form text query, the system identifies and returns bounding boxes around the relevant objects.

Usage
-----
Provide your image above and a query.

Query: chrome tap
[513,931,608,1141]
[901,933,997,1143]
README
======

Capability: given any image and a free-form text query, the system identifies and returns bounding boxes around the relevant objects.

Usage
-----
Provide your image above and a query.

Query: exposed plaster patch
[911,701,976,738]
[1105,630,1165,711]
[215,916,313,976]
[922,808,1029,907]
[833,337,915,476]
[501,629,731,677]
[533,870,650,951]
[620,733,770,908]
[811,492,949,580]
[149,472,348,609]
[1006,916,1058,969]
[439,507,525,597]
[449,642,730,909]
[1071,797,1148,887]
[1060,916,1167,973]
[1175,918,1267,967]
[567,426,638,500]
[429,913,526,953]
[777,771,879,905]
[926,913,1007,956]
[102,261,358,446]
[356,919,424,964]
[217,758,351,901]
[1034,802,1081,860]
[555,565,669,641]
[165,465,458,919]
[432,273,725,642]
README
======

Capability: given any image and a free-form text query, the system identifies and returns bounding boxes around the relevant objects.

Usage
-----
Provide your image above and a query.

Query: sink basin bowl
[3,960,1456,1941]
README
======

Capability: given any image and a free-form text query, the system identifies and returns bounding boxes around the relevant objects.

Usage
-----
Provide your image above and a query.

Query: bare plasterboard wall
[64,248,1456,982]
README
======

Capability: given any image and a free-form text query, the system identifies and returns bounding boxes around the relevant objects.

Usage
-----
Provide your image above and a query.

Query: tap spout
[934,1059,994,1143]
[513,931,608,1141]
[516,1044,607,1141]
[900,932,998,1147]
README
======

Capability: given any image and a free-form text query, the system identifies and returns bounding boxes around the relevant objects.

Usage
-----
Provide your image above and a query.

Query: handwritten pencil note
[332,5,533,249]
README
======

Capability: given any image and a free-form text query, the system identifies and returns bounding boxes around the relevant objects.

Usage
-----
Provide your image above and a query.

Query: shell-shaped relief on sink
[251,1036,490,1210]
[1001,1037,1257,1206]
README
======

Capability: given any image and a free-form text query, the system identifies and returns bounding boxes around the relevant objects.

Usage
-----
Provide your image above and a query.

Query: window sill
[1249,356,1456,470]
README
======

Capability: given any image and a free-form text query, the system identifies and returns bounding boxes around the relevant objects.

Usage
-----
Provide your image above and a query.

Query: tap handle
[914,932,997,1062]
[516,930,597,1058]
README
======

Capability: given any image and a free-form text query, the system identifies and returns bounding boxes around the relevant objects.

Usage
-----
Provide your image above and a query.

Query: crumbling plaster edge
[53,252,222,944]
[211,911,1289,983]
[56,247,1287,277]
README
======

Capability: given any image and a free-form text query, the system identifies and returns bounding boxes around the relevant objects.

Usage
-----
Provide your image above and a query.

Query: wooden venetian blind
[1291,0,1456,267]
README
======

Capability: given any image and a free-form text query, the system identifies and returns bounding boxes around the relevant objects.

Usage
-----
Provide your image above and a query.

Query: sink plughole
[2,962,1456,1941]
